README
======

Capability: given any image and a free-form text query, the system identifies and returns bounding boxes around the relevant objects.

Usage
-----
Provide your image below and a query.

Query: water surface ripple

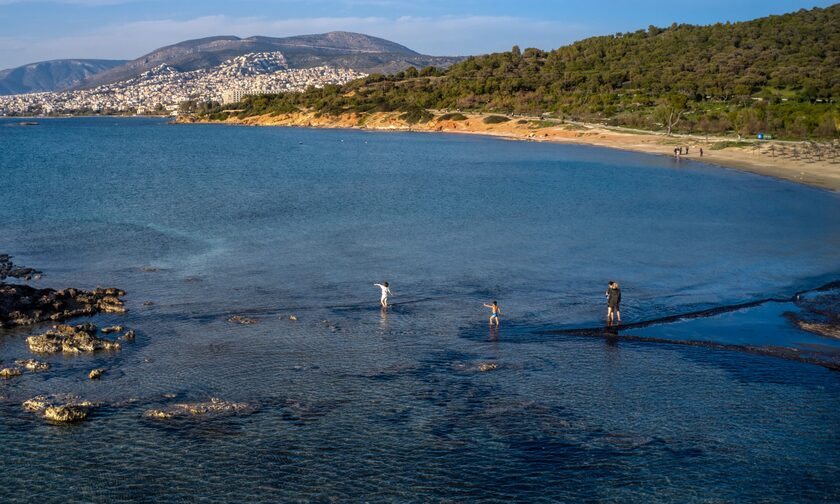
[0,118,838,503]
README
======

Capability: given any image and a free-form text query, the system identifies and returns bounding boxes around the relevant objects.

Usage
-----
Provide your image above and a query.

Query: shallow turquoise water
[0,117,839,502]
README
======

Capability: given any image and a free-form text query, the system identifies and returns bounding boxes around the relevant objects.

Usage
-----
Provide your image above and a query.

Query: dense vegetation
[207,5,840,139]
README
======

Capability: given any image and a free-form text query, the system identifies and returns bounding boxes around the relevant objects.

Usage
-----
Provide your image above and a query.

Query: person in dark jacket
[606,281,622,325]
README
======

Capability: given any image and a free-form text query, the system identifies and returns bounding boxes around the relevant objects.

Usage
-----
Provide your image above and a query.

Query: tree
[657,93,689,135]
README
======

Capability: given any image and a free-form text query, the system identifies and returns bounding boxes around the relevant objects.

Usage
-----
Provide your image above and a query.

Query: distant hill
[0,59,126,95]
[218,6,840,139]
[77,31,461,89]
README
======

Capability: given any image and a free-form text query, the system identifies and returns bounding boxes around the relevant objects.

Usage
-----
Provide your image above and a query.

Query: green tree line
[203,5,840,139]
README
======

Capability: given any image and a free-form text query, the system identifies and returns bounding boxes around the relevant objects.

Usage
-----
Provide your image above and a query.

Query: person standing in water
[483,300,501,327]
[374,281,392,307]
[606,281,621,325]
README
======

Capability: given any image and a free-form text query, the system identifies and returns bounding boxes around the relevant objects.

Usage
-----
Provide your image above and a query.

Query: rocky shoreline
[0,283,127,328]
[0,254,253,424]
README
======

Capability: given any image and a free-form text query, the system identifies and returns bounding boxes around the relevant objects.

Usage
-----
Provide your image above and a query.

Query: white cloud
[0,14,588,69]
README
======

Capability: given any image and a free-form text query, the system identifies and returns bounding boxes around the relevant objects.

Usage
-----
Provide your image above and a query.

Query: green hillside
[213,5,840,139]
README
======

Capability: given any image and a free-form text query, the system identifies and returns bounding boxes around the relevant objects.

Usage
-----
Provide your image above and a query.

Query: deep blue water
[1,117,839,502]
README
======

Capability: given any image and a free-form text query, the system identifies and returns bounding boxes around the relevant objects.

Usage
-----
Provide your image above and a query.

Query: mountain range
[0,32,461,96]
[0,59,127,95]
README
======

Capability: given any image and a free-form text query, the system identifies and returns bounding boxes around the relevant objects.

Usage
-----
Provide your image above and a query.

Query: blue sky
[0,0,835,69]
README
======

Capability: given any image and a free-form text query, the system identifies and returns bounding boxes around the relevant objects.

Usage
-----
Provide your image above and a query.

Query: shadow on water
[537,281,840,371]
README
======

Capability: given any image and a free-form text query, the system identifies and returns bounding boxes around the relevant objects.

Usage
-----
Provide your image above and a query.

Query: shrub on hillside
[438,112,467,121]
[483,115,511,124]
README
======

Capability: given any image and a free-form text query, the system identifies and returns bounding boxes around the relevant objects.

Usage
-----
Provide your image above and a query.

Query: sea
[1,117,839,503]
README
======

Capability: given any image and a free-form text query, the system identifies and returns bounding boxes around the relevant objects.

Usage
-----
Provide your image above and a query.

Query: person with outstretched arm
[483,300,501,327]
[374,281,392,307]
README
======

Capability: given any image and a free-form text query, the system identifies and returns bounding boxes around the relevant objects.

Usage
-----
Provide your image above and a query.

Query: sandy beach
[188,111,840,192]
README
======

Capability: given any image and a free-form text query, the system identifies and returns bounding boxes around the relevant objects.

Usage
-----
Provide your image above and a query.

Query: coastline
[181,111,840,192]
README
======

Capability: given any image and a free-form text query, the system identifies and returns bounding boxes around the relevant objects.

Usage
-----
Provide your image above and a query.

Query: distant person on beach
[374,281,392,307]
[606,281,621,325]
[700,148,704,157]
[483,301,501,327]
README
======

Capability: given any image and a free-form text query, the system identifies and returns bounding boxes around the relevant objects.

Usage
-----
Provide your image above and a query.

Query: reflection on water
[0,118,839,502]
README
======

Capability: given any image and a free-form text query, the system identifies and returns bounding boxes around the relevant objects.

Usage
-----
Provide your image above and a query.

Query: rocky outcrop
[23,394,96,423]
[26,323,121,354]
[143,397,253,420]
[787,290,840,340]
[0,367,22,378]
[0,282,127,328]
[228,315,257,325]
[88,368,106,380]
[0,254,42,281]
[45,405,90,422]
[14,358,50,372]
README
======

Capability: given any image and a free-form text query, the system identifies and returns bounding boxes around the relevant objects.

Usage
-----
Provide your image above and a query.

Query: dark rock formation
[786,290,840,339]
[26,323,121,354]
[0,283,127,328]
[0,254,42,281]
[144,397,253,420]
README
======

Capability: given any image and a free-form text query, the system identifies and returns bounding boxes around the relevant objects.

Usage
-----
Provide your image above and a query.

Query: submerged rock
[453,361,500,373]
[23,394,96,423]
[120,329,136,341]
[144,409,174,420]
[787,290,840,340]
[144,397,253,420]
[0,254,43,281]
[26,323,121,354]
[88,368,106,380]
[228,315,257,325]
[0,281,128,328]
[101,325,123,334]
[14,358,50,372]
[0,367,22,379]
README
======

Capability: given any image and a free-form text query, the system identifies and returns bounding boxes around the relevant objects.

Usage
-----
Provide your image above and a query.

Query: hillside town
[0,52,367,115]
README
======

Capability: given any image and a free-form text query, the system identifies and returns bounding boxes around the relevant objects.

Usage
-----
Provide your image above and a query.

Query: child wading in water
[374,281,392,307]
[606,281,621,325]
[483,301,501,326]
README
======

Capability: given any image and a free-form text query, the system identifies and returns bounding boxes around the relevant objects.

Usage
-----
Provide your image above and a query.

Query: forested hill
[219,5,840,139]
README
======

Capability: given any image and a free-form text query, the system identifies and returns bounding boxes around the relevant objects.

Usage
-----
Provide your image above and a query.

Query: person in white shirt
[374,281,392,307]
